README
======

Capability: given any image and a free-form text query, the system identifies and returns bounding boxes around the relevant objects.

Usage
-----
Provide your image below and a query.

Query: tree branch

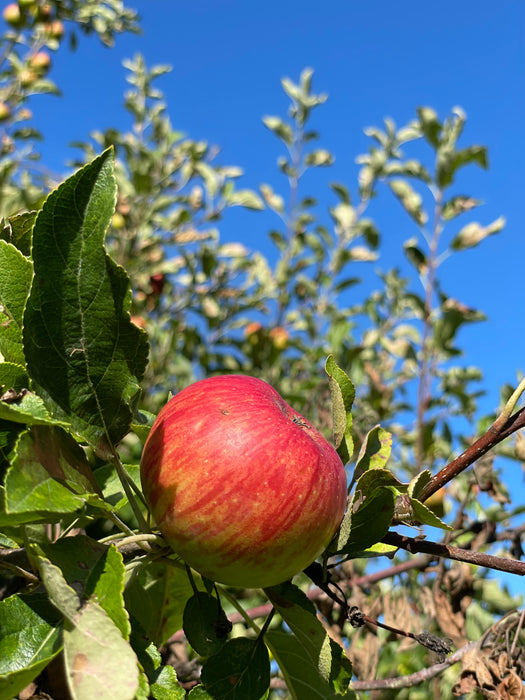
[382,531,525,576]
[420,405,525,501]
[351,640,478,691]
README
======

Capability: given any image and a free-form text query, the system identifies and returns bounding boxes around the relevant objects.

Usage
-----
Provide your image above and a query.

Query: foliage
[0,5,524,699]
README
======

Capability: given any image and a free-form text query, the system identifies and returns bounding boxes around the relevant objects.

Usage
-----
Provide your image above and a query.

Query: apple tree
[0,4,524,699]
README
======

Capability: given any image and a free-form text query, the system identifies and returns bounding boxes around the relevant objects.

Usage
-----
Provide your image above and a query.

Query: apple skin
[140,375,347,588]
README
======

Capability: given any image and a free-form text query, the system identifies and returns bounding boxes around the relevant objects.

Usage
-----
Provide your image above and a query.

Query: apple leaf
[201,637,270,700]
[0,362,28,390]
[130,628,185,700]
[125,561,194,646]
[0,210,37,257]
[0,239,33,366]
[39,535,130,638]
[266,630,357,699]
[325,355,355,463]
[183,591,231,657]
[36,555,139,700]
[0,390,69,427]
[265,582,354,697]
[330,469,402,557]
[187,687,214,699]
[0,593,62,700]
[4,427,105,519]
[350,424,392,488]
[23,148,149,456]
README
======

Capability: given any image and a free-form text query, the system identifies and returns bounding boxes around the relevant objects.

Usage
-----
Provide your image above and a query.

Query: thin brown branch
[351,640,478,691]
[382,531,525,576]
[420,406,525,501]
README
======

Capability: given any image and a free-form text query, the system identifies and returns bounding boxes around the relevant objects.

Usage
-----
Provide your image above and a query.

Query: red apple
[140,375,347,588]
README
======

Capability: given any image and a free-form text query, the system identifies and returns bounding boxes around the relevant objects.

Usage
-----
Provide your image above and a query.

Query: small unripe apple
[0,103,12,122]
[269,326,289,350]
[19,69,37,87]
[3,3,24,27]
[29,51,51,75]
[140,375,347,588]
[44,19,64,40]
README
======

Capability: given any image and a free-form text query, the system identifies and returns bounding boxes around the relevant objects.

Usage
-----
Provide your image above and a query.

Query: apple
[140,375,347,588]
[0,103,12,122]
[3,3,24,27]
[29,51,51,75]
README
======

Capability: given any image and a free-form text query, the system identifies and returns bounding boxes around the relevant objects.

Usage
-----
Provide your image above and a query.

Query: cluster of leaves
[0,7,524,699]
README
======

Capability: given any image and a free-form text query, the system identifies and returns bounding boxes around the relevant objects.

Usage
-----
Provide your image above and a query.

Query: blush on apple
[140,374,347,588]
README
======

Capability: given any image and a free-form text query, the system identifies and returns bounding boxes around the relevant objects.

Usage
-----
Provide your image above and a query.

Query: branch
[420,405,525,501]
[382,531,525,576]
[351,640,478,691]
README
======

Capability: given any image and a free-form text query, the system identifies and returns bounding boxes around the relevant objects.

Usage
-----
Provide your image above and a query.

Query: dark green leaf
[125,561,193,646]
[183,592,231,657]
[23,149,149,455]
[201,637,270,700]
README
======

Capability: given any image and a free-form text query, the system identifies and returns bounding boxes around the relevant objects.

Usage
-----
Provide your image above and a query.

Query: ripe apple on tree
[140,374,347,588]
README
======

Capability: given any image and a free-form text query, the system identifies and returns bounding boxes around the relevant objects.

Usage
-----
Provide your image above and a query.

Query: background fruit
[140,374,347,588]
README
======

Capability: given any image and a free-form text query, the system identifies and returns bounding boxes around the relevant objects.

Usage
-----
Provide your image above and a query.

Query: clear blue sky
[30,0,525,423]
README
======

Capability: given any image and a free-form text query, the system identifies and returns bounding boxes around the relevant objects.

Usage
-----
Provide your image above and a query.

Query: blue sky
[29,1,524,422]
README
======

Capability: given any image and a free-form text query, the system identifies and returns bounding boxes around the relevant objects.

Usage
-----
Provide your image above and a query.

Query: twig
[351,640,478,691]
[382,531,525,576]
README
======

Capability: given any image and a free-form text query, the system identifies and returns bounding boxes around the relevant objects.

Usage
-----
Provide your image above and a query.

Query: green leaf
[331,470,402,556]
[4,426,103,518]
[226,189,264,210]
[265,583,353,696]
[36,555,139,700]
[201,637,270,700]
[266,630,357,699]
[441,195,480,221]
[388,179,427,226]
[325,355,355,463]
[407,469,432,500]
[437,144,488,188]
[183,592,231,657]
[130,626,185,700]
[23,149,149,455]
[0,390,68,427]
[0,362,28,391]
[416,107,441,148]
[125,561,194,646]
[262,116,293,145]
[409,497,452,530]
[450,216,505,251]
[403,237,427,274]
[40,535,130,638]
[351,425,392,486]
[0,240,33,366]
[0,211,37,257]
[187,687,214,699]
[0,593,62,700]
